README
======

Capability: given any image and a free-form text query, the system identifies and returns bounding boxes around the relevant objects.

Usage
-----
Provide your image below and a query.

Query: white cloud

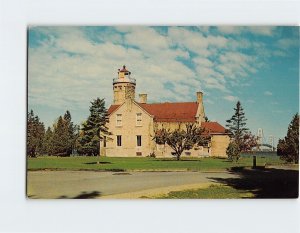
[28,26,274,127]
[272,50,287,57]
[223,95,238,102]
[204,99,214,104]
[217,52,257,80]
[193,57,213,67]
[29,26,201,113]
[247,99,255,104]
[168,27,228,55]
[124,27,169,54]
[248,26,276,36]
[217,26,242,34]
[217,26,276,36]
[264,91,273,96]
[277,38,299,48]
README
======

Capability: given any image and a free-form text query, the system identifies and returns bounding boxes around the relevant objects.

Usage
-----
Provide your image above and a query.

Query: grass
[153,184,254,199]
[27,153,286,172]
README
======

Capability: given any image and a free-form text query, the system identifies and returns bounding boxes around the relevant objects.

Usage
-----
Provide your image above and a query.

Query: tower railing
[113,77,136,84]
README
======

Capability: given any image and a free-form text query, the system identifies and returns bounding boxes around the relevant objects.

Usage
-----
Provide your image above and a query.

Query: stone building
[101,65,230,158]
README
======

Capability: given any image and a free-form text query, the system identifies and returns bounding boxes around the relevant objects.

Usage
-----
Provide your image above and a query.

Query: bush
[226,141,240,162]
[148,152,156,158]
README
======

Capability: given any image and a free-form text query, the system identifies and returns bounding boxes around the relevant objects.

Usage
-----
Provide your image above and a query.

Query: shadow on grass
[221,160,235,163]
[58,191,101,199]
[84,162,112,164]
[209,166,299,198]
[155,157,228,162]
[154,159,202,162]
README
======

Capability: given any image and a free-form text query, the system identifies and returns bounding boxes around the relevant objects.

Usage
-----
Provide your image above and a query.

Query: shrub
[226,141,240,162]
[149,152,156,158]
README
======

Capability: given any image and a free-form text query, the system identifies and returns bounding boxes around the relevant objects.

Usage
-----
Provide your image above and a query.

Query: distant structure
[256,128,275,151]
[257,128,265,145]
[268,135,275,151]
[100,65,230,158]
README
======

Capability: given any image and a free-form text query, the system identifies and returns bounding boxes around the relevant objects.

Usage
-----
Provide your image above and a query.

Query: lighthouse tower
[113,65,136,105]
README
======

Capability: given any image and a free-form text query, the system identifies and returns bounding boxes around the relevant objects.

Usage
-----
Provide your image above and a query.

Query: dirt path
[27,170,238,199]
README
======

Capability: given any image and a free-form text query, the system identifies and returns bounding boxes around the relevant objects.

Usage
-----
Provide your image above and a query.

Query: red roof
[108,102,198,122]
[108,102,227,133]
[108,105,120,115]
[138,102,198,122]
[119,65,129,72]
[201,122,226,134]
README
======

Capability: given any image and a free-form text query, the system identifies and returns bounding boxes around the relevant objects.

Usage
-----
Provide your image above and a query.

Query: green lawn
[27,153,285,172]
[152,184,254,199]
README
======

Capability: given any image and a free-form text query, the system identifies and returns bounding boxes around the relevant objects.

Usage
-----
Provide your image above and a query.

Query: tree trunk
[176,153,180,161]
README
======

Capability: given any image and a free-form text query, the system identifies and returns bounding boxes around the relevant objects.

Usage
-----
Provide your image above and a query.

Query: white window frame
[116,114,122,127]
[136,113,142,126]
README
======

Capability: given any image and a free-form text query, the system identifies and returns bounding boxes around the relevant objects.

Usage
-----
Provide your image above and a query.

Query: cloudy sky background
[28,26,299,144]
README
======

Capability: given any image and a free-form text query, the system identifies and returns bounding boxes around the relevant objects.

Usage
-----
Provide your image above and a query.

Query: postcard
[27,26,299,199]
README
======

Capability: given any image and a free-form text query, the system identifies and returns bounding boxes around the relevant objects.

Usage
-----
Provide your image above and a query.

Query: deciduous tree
[240,133,258,153]
[226,133,258,161]
[153,123,206,161]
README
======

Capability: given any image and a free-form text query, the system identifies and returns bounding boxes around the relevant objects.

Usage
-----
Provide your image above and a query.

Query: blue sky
[28,26,299,144]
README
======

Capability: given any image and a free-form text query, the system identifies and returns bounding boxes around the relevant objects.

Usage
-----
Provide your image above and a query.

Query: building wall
[154,143,210,158]
[154,121,201,131]
[103,100,155,157]
[103,100,230,158]
[210,134,230,157]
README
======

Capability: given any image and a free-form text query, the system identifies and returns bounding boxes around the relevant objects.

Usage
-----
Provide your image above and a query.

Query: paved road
[27,171,238,199]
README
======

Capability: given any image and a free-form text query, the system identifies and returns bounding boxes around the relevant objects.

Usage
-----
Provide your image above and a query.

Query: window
[137,135,142,147]
[116,114,122,126]
[103,136,106,148]
[117,135,122,147]
[136,113,142,126]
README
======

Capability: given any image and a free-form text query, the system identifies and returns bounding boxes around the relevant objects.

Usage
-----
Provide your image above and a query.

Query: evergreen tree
[226,101,249,150]
[27,110,45,157]
[52,116,69,156]
[49,111,78,156]
[77,98,110,156]
[277,113,299,164]
[63,110,77,155]
[226,101,254,161]
[42,127,54,155]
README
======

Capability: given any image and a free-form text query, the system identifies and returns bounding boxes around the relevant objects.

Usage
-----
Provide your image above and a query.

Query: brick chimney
[196,91,205,123]
[139,94,147,104]
[196,92,203,103]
